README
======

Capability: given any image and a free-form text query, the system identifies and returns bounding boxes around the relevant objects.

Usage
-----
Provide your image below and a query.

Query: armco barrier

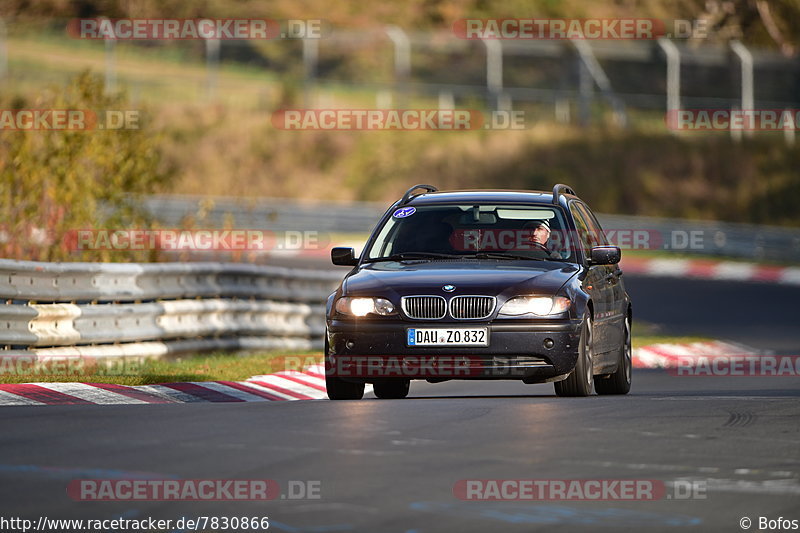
[0,259,341,359]
[143,195,800,263]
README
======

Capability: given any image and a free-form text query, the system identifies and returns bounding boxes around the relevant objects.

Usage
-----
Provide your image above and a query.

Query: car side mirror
[331,247,358,266]
[589,246,621,265]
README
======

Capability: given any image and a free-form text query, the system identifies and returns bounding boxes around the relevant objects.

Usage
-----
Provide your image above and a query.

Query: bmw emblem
[442,285,456,292]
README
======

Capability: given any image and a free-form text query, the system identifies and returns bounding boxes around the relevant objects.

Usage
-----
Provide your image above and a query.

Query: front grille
[449,296,496,320]
[402,296,447,319]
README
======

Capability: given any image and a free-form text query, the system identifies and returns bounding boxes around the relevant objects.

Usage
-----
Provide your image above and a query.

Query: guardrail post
[730,41,754,139]
[657,38,681,124]
[303,37,319,108]
[482,38,505,111]
[385,26,410,109]
[438,91,454,110]
[555,97,570,123]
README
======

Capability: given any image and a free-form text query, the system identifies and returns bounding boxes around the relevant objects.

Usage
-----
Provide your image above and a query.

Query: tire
[373,379,410,399]
[325,338,364,400]
[595,315,632,395]
[554,315,594,397]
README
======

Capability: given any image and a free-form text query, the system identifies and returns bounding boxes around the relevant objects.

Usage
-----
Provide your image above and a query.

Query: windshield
[365,204,577,262]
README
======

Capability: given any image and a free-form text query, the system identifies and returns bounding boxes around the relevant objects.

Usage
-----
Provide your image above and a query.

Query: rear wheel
[554,315,594,397]
[325,338,364,400]
[373,379,410,399]
[595,315,632,395]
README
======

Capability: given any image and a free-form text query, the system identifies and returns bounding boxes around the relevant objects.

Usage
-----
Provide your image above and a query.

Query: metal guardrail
[142,195,385,234]
[144,194,800,263]
[598,213,800,264]
[0,259,340,358]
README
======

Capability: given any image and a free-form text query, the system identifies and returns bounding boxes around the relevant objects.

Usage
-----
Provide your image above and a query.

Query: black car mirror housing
[589,246,621,265]
[331,247,358,266]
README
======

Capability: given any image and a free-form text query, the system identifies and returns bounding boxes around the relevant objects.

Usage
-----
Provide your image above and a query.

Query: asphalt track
[623,275,800,355]
[1,274,798,532]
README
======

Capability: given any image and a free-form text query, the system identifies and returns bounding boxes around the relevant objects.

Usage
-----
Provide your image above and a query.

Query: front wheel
[374,379,410,399]
[595,315,632,395]
[326,374,365,400]
[554,315,594,397]
[325,338,364,400]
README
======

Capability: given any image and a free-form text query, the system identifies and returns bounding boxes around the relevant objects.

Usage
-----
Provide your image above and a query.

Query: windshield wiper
[461,252,547,261]
[362,251,463,263]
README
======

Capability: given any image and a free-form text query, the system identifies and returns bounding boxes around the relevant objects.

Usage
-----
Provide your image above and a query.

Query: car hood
[343,260,580,299]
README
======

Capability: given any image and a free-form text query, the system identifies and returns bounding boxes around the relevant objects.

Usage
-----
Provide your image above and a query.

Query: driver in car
[523,219,551,253]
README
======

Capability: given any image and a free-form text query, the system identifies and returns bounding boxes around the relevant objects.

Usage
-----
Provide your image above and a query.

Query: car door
[569,202,614,358]
[576,202,625,355]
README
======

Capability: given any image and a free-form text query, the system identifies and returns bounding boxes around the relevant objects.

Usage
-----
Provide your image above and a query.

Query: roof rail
[400,184,438,205]
[552,183,576,205]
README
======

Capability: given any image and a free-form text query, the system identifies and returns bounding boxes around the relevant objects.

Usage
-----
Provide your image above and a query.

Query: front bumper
[327,319,581,382]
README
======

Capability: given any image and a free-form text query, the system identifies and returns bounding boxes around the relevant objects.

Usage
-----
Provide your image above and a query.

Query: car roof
[403,189,578,206]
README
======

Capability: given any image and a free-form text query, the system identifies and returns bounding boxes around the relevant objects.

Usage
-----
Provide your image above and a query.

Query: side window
[368,218,399,258]
[576,203,608,246]
[569,203,592,256]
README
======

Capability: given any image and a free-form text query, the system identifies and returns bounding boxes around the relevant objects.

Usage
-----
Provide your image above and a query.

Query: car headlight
[498,296,571,316]
[335,297,396,317]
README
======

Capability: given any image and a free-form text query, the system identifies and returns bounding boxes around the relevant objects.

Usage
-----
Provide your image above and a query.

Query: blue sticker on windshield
[393,207,416,218]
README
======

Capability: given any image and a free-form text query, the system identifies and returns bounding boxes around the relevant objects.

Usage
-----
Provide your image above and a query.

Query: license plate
[407,328,488,347]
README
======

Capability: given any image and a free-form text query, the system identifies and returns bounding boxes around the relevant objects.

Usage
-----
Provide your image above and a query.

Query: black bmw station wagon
[325,184,631,400]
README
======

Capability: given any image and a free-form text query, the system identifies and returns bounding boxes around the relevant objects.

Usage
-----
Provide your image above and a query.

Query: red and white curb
[0,342,762,405]
[632,340,758,369]
[620,257,800,286]
[0,364,374,406]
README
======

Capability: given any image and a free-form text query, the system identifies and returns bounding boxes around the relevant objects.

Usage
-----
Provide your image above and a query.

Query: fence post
[783,109,796,147]
[385,26,410,109]
[303,37,319,108]
[657,38,681,122]
[103,17,116,93]
[730,41,754,139]
[203,21,220,101]
[0,17,7,80]
[729,105,743,142]
[572,40,626,127]
[577,52,592,126]
[482,38,504,111]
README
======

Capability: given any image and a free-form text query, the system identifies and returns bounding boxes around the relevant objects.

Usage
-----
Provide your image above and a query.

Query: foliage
[2,0,798,54]
[0,71,174,261]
